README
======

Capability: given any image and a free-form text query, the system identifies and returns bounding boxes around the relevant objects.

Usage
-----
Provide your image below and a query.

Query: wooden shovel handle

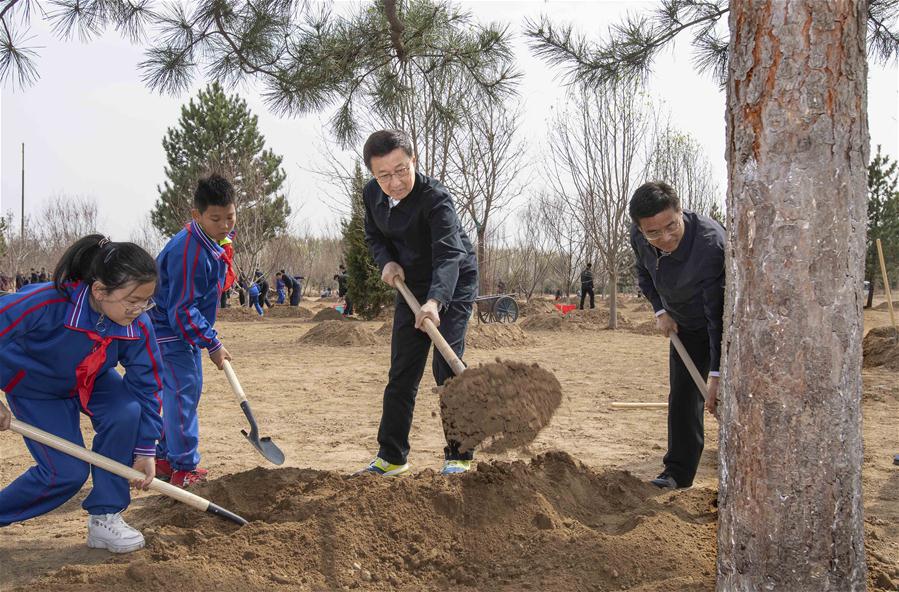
[222,360,249,404]
[670,333,710,399]
[876,239,897,334]
[394,278,467,376]
[10,419,212,513]
[611,402,669,409]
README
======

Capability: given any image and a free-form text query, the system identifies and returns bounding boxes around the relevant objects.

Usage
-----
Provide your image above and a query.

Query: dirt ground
[1,298,897,591]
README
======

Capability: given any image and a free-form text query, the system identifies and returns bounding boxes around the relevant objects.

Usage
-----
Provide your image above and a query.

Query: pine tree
[342,163,394,320]
[866,145,899,302]
[151,82,290,270]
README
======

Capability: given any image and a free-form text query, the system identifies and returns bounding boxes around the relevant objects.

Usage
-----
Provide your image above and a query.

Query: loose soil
[863,326,899,370]
[312,307,346,322]
[464,324,532,349]
[299,321,378,347]
[1,306,896,592]
[440,360,563,454]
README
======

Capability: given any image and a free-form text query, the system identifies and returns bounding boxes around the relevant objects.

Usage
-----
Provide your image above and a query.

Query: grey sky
[2,1,897,240]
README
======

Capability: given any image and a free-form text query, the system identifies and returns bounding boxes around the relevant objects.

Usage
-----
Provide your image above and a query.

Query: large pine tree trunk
[718,2,868,590]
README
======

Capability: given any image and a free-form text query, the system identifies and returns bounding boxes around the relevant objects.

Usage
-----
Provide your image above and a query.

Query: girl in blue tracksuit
[0,235,163,554]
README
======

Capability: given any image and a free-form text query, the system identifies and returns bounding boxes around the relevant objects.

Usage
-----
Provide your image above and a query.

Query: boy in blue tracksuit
[150,174,237,488]
[0,235,162,553]
[276,274,286,304]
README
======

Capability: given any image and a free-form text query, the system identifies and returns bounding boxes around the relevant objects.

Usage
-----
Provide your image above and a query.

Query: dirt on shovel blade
[439,359,563,454]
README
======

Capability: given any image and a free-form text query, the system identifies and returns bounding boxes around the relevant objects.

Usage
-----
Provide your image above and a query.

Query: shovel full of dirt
[394,278,563,455]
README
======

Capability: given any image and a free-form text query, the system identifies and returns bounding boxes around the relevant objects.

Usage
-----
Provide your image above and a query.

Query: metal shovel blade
[240,401,285,465]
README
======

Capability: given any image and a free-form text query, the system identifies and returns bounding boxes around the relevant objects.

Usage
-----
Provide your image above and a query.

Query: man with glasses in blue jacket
[629,181,725,490]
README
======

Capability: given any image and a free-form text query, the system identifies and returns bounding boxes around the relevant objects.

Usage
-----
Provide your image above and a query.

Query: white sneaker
[87,513,145,553]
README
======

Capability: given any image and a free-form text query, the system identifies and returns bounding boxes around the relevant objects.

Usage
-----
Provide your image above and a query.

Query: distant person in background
[255,270,272,309]
[38,267,48,283]
[281,271,300,306]
[276,273,286,304]
[497,279,507,294]
[336,264,353,316]
[15,272,25,290]
[29,268,38,284]
[293,276,304,305]
[579,263,595,310]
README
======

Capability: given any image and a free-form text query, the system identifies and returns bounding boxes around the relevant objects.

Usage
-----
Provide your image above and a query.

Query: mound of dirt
[517,299,558,317]
[567,308,634,328]
[264,305,314,319]
[440,360,563,454]
[465,324,533,349]
[216,306,265,322]
[299,321,378,347]
[873,300,899,312]
[374,322,393,340]
[312,307,346,321]
[627,320,665,336]
[519,312,571,332]
[862,326,899,369]
[19,452,719,592]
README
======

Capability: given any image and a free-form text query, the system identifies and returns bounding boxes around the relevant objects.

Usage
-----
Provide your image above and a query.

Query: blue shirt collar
[64,283,141,339]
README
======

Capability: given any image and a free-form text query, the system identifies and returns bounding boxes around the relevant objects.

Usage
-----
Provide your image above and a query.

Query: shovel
[394,279,466,376]
[8,419,247,525]
[222,360,285,465]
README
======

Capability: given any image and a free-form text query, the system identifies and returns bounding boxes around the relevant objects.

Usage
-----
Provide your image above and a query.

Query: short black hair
[586,263,592,268]
[363,130,414,171]
[629,181,680,223]
[194,173,236,212]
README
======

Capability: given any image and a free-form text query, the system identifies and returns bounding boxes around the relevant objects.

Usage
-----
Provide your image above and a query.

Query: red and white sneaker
[170,468,209,488]
[155,459,173,482]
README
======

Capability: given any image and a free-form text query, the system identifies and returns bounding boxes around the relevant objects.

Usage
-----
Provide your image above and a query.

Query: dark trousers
[580,287,595,309]
[343,293,353,316]
[663,327,710,487]
[289,290,301,306]
[377,298,473,465]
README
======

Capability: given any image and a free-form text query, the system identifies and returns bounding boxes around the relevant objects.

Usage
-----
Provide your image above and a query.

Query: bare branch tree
[548,79,652,328]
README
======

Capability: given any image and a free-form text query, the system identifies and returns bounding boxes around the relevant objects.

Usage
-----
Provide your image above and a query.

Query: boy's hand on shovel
[131,456,155,490]
[209,346,232,370]
[416,299,441,330]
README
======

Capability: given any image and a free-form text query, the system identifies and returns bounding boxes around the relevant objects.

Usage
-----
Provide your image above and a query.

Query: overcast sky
[2,1,897,240]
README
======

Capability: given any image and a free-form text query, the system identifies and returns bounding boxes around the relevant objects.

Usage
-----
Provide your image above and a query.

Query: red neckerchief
[74,332,113,416]
[220,242,236,291]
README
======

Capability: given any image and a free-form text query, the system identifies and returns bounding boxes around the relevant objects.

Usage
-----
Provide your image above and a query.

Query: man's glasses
[642,218,681,241]
[374,165,411,184]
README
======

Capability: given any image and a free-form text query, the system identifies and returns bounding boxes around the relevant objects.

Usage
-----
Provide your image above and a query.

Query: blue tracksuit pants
[0,369,142,524]
[155,341,204,471]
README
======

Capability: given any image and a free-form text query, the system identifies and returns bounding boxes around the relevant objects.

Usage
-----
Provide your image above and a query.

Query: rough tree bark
[718,2,868,591]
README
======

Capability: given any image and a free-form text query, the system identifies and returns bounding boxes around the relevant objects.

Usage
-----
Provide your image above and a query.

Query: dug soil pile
[519,313,571,332]
[862,326,899,369]
[517,299,557,317]
[873,300,899,312]
[312,307,346,322]
[519,309,634,332]
[216,306,264,322]
[299,321,378,347]
[464,324,532,349]
[18,452,720,592]
[265,305,315,319]
[627,320,665,336]
[440,360,563,454]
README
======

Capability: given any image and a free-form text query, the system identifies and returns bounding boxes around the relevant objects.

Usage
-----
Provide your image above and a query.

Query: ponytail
[54,234,157,296]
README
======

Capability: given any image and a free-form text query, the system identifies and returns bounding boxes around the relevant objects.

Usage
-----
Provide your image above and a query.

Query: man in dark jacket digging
[356,129,478,477]
[629,181,725,490]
